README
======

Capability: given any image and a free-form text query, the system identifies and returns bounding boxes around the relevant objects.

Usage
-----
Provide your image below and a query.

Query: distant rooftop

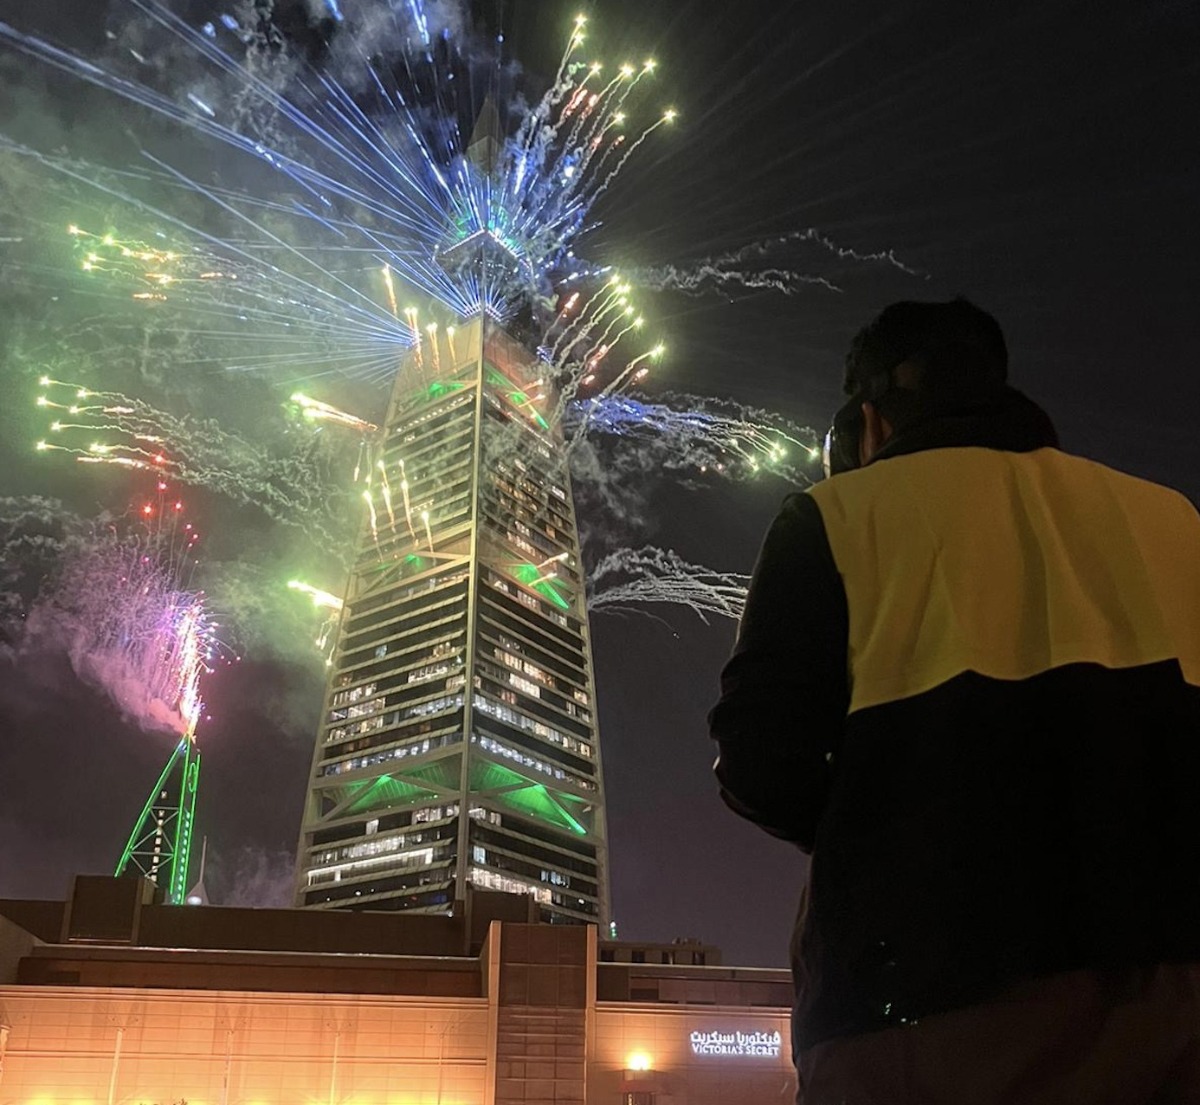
[0,875,787,1009]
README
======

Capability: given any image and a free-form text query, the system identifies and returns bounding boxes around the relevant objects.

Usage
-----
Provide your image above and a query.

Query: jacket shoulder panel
[809,447,1200,713]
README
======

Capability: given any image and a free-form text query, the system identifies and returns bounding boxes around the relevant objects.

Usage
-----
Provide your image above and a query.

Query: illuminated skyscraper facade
[294,315,609,925]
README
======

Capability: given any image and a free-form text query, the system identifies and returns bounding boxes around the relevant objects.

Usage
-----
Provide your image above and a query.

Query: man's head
[824,297,1010,475]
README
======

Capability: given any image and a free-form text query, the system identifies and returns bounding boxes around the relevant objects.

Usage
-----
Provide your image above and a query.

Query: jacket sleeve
[708,491,850,851]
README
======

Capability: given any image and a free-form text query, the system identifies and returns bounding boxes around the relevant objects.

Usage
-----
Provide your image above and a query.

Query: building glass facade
[294,316,609,925]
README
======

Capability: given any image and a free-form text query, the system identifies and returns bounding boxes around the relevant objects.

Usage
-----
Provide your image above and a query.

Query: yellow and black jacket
[709,390,1200,1050]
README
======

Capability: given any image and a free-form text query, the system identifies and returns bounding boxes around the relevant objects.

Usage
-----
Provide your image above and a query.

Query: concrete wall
[0,987,490,1103]
[591,1003,796,1104]
[0,985,798,1105]
[0,917,40,987]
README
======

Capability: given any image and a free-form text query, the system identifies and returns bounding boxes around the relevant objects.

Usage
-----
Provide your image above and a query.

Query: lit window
[509,673,541,698]
[468,866,552,904]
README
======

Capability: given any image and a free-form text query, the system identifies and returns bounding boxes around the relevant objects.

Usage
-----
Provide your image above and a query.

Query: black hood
[870,385,1059,464]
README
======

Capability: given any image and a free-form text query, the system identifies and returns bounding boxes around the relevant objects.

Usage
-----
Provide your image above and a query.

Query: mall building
[0,876,796,1103]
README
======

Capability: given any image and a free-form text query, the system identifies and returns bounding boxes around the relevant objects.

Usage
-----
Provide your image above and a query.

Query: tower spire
[466,95,504,175]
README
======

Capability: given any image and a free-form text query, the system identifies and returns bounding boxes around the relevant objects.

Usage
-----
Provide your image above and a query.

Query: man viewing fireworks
[709,297,1200,1103]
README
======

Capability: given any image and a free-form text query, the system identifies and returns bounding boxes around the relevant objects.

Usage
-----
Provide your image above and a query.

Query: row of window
[488,644,593,723]
[320,727,462,778]
[471,845,571,889]
[355,492,471,567]
[391,418,474,481]
[492,623,590,700]
[478,612,585,688]
[331,681,378,708]
[495,646,553,687]
[470,822,597,878]
[473,732,596,793]
[326,689,464,745]
[488,573,571,629]
[477,671,594,743]
[488,479,571,538]
[342,592,467,668]
[391,389,473,439]
[343,567,468,629]
[335,623,467,692]
[481,573,583,645]
[497,449,561,494]
[474,693,593,760]
[326,657,465,734]
[467,866,552,905]
[306,845,440,887]
[309,822,456,866]
[470,844,596,899]
[304,866,453,907]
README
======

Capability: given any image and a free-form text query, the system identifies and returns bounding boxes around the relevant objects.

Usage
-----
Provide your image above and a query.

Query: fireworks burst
[4,0,918,636]
[18,492,227,738]
[0,3,676,389]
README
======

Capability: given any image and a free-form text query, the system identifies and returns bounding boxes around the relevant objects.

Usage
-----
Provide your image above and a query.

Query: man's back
[710,298,1200,1101]
[801,443,1200,1046]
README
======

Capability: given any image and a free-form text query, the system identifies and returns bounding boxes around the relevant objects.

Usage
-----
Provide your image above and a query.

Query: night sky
[0,0,1197,966]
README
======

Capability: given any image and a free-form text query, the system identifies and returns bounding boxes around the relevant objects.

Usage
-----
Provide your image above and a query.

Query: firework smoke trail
[381,265,400,318]
[587,547,748,624]
[569,391,821,484]
[637,228,925,296]
[0,496,90,644]
[548,276,630,365]
[362,488,380,544]
[0,2,922,410]
[544,276,665,428]
[287,580,343,611]
[34,379,353,557]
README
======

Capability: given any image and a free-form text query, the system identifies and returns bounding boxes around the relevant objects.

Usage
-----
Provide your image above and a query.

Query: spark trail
[35,379,353,556]
[290,393,377,434]
[288,579,344,655]
[568,391,821,484]
[1,1,923,632]
[0,4,678,363]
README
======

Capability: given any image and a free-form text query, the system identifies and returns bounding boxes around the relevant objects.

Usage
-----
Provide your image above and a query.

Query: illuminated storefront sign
[689,1029,782,1058]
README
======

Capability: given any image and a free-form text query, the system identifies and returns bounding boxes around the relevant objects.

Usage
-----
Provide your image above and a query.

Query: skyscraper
[294,313,610,926]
